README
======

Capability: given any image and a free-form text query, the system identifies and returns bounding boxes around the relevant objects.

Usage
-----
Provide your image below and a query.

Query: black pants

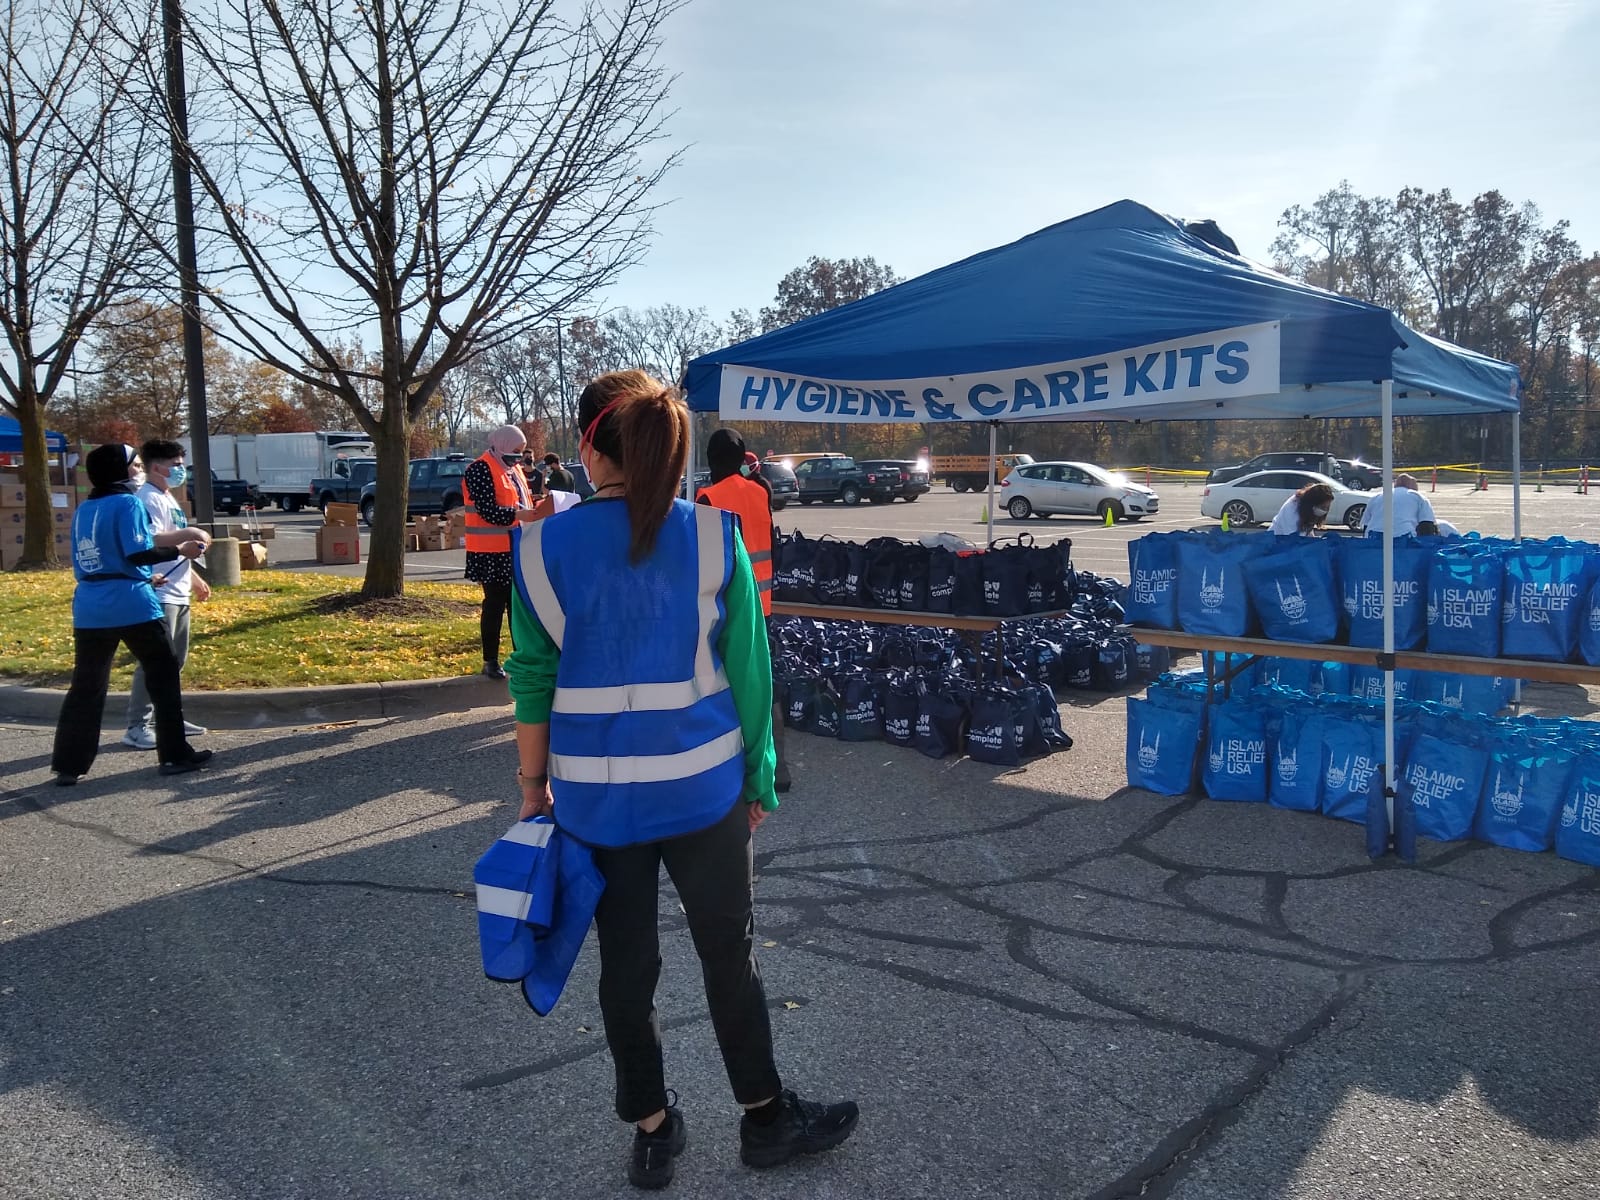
[480,580,514,664]
[592,800,782,1122]
[52,621,192,775]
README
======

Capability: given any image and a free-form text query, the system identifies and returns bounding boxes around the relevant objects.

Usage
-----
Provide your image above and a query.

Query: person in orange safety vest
[465,426,539,679]
[697,429,787,791]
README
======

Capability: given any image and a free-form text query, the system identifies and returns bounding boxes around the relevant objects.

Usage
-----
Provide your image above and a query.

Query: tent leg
[685,411,697,501]
[1381,380,1397,851]
[1513,413,1523,708]
[986,421,997,548]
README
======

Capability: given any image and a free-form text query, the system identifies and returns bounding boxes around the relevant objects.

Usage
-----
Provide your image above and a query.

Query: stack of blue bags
[1126,674,1600,868]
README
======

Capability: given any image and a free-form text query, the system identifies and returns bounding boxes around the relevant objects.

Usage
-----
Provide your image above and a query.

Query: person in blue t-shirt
[50,444,216,786]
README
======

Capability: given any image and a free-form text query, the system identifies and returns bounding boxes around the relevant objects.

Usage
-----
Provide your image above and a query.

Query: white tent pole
[986,421,997,547]
[1381,380,1396,837]
[685,412,697,500]
[1512,412,1522,543]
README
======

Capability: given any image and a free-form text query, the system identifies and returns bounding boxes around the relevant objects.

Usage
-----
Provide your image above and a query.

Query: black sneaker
[482,663,508,681]
[159,750,214,776]
[628,1106,687,1190]
[739,1089,859,1169]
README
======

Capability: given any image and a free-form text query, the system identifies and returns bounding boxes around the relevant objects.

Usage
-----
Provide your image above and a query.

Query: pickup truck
[856,459,930,502]
[309,458,377,511]
[932,454,1033,492]
[357,454,470,527]
[792,455,897,506]
[188,470,263,516]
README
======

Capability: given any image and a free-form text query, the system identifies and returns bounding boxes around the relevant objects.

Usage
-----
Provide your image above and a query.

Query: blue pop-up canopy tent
[684,199,1523,830]
[0,415,68,454]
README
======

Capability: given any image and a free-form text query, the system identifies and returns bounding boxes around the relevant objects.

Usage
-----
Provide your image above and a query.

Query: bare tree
[0,0,168,566]
[602,303,723,382]
[147,0,684,597]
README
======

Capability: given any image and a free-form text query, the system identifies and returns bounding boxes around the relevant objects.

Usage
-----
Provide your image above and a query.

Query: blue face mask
[167,465,188,489]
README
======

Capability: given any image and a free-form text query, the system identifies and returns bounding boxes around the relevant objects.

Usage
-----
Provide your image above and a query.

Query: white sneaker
[183,721,208,736]
[121,728,157,751]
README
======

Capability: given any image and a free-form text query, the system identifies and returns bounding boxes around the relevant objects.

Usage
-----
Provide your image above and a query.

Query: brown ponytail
[576,369,689,562]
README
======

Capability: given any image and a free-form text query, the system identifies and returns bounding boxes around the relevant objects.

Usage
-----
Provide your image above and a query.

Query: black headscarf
[87,443,139,499]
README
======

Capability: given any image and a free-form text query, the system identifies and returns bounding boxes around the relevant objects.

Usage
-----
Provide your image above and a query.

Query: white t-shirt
[1360,487,1436,537]
[137,483,192,605]
[1268,495,1307,535]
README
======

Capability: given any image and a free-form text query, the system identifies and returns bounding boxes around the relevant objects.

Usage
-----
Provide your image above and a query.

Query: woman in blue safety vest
[505,370,858,1189]
[51,444,216,785]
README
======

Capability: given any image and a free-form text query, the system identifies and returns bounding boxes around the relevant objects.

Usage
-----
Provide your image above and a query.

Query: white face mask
[130,469,147,489]
[1312,506,1329,519]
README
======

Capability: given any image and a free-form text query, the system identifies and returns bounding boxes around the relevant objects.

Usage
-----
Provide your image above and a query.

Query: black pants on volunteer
[591,799,782,1122]
[52,619,193,775]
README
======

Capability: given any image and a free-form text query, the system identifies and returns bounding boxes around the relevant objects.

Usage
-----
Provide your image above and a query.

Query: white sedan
[1200,469,1368,529]
[1000,460,1160,521]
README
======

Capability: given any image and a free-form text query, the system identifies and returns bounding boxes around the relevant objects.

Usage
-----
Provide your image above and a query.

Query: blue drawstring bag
[1244,538,1340,643]
[1176,533,1263,637]
[1500,543,1597,662]
[1126,696,1200,795]
[1427,546,1503,656]
[1320,719,1384,823]
[1473,736,1576,853]
[1556,754,1600,867]
[1336,537,1431,650]
[1397,732,1488,843]
[1203,702,1269,803]
[1125,532,1182,629]
[1269,708,1325,812]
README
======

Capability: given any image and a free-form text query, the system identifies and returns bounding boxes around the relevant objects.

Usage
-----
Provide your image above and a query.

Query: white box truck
[251,432,376,511]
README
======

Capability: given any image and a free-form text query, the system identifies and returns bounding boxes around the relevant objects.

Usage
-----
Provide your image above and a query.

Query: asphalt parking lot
[258,478,1597,585]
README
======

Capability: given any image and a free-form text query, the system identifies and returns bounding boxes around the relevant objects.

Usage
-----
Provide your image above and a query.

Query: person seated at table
[1268,482,1335,535]
[1361,473,1438,537]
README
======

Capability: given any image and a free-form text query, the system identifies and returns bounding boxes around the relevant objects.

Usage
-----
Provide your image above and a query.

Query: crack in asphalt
[10,772,1600,1197]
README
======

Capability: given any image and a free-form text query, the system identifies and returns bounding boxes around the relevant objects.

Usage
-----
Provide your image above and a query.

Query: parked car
[1206,451,1342,486]
[188,470,263,517]
[999,461,1159,522]
[855,459,930,502]
[552,460,594,499]
[309,457,376,511]
[1333,458,1381,489]
[792,456,897,506]
[358,454,470,526]
[760,460,797,510]
[1200,469,1368,529]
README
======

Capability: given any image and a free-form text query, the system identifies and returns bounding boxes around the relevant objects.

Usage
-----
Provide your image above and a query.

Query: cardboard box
[316,524,360,565]
[325,502,360,527]
[0,529,70,569]
[0,484,71,510]
[0,505,71,530]
[238,541,269,571]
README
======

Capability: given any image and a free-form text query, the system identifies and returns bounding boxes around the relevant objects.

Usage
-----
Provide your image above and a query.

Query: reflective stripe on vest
[697,476,774,615]
[464,453,530,552]
[515,503,740,786]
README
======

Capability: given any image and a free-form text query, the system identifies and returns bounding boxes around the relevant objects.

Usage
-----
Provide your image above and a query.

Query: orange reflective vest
[698,475,773,615]
[464,452,531,554]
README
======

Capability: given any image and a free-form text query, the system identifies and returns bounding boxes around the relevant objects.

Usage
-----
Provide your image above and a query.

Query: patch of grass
[0,569,485,689]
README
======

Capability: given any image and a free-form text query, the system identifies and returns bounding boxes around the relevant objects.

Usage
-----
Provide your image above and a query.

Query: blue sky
[601,0,1600,322]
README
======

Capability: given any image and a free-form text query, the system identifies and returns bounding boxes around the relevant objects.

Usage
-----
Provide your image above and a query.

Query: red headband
[582,400,621,452]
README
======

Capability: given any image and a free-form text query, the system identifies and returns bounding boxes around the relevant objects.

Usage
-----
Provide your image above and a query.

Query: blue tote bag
[1557,754,1600,868]
[1176,533,1262,638]
[1397,732,1488,843]
[1577,576,1600,667]
[1244,538,1340,643]
[1126,696,1200,795]
[1125,532,1182,629]
[1473,736,1576,853]
[1500,542,1597,662]
[1203,701,1269,802]
[1427,545,1503,657]
[1320,718,1384,823]
[1269,708,1325,812]
[1260,657,1320,694]
[1337,536,1431,650]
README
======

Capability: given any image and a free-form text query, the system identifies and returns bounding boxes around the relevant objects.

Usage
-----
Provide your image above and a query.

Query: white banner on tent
[719,321,1281,424]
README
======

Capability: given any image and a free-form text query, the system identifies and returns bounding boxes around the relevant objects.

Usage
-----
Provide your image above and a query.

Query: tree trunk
[15,393,62,568]
[361,410,412,600]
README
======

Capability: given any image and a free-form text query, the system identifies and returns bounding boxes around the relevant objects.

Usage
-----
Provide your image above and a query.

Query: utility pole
[161,0,212,522]
[554,318,569,459]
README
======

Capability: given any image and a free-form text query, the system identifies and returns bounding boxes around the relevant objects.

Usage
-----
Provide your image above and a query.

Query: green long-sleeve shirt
[507,531,779,812]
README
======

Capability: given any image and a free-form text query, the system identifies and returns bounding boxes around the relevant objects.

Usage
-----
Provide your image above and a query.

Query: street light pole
[161,0,212,523]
